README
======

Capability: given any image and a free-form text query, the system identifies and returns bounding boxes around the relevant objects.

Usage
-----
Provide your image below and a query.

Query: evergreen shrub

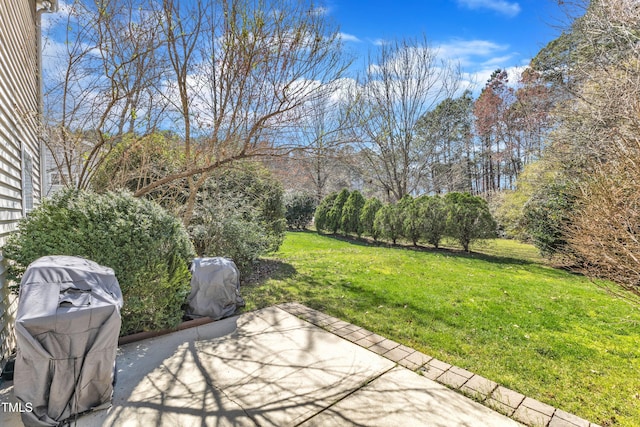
[4,189,195,335]
[285,192,317,230]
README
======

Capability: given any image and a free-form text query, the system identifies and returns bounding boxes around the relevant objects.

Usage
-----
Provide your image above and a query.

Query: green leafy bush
[314,192,337,233]
[327,188,350,234]
[198,164,286,253]
[522,182,575,258]
[360,196,383,241]
[189,192,275,275]
[3,189,195,335]
[374,203,403,245]
[285,192,317,230]
[341,190,366,237]
[398,195,421,246]
[445,192,497,252]
[419,195,447,248]
[188,165,285,274]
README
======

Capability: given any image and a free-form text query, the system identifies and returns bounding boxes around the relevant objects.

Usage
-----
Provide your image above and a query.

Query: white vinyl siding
[0,0,42,369]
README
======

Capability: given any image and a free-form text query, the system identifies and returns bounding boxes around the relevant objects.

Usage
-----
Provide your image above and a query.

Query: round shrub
[444,192,497,252]
[189,194,274,276]
[3,189,195,336]
[522,182,575,258]
[374,203,403,245]
[419,195,447,248]
[195,164,286,252]
[285,192,317,230]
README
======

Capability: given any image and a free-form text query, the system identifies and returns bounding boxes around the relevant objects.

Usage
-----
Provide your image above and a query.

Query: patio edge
[277,302,602,427]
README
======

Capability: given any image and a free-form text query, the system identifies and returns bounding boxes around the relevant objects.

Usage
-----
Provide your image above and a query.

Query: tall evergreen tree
[374,203,403,245]
[341,190,366,237]
[360,197,383,241]
[327,188,350,234]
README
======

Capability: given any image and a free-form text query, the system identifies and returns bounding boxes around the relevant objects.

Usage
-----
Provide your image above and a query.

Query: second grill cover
[186,257,245,320]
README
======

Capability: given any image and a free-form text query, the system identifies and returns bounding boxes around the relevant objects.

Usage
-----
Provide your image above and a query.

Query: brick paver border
[278,302,601,427]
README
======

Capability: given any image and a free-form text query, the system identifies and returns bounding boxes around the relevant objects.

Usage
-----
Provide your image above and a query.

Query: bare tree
[43,0,349,223]
[291,94,355,202]
[151,0,349,223]
[534,0,640,295]
[44,0,165,191]
[349,36,461,202]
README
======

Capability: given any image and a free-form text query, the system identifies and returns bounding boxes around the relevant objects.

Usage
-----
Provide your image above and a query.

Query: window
[22,150,34,214]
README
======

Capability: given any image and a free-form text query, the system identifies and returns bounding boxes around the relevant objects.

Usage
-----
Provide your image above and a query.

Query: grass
[242,231,640,427]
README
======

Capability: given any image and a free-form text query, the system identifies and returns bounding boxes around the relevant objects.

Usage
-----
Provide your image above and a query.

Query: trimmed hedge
[3,189,195,335]
[315,190,497,251]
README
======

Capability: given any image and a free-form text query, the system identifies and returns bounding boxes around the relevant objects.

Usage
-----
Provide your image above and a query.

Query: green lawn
[242,231,640,427]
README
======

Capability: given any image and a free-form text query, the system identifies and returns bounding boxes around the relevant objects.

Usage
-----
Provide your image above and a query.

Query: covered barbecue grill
[186,257,245,320]
[13,256,123,426]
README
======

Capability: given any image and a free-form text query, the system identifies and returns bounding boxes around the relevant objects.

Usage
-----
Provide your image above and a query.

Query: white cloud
[357,38,522,98]
[339,32,361,43]
[432,39,526,95]
[327,77,358,103]
[481,54,515,66]
[436,39,509,66]
[457,0,521,17]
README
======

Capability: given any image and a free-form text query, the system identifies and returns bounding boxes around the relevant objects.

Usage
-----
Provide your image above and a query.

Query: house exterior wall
[0,0,45,368]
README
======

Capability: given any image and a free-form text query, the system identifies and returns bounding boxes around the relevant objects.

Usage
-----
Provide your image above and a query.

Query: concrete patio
[0,304,596,426]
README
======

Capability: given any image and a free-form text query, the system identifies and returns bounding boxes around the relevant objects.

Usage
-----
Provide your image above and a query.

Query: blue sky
[325,0,565,88]
[42,0,567,96]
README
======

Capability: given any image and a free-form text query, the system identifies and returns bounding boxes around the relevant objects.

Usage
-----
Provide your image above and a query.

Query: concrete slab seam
[204,369,261,426]
[291,366,397,427]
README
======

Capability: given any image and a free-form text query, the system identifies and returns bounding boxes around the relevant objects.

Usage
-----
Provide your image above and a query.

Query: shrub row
[315,190,497,252]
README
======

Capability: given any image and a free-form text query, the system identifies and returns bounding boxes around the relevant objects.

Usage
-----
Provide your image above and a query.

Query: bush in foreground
[4,189,195,335]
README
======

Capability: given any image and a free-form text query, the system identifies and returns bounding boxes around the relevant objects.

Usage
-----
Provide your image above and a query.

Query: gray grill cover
[14,256,123,427]
[186,257,245,320]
